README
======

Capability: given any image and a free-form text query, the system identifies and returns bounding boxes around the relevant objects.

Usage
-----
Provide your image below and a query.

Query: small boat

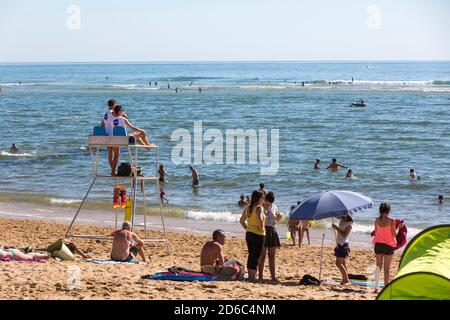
[351,100,366,107]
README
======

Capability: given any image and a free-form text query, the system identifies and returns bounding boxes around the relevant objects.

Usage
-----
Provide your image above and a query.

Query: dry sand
[0,217,399,300]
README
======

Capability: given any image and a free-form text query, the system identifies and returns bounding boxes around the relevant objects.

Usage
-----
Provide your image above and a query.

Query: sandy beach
[0,216,400,300]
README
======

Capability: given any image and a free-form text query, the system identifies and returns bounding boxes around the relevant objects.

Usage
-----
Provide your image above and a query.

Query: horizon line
[1,59,450,65]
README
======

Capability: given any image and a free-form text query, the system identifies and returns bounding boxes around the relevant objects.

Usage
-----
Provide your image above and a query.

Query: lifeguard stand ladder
[64,131,170,253]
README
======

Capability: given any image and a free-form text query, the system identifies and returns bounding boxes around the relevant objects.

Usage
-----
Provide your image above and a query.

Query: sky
[0,0,449,62]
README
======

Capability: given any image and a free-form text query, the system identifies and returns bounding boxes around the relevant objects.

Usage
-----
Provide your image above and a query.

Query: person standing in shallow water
[239,190,266,282]
[327,158,348,172]
[314,159,321,169]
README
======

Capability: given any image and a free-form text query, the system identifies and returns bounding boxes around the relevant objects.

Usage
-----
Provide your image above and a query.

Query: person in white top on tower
[112,105,152,150]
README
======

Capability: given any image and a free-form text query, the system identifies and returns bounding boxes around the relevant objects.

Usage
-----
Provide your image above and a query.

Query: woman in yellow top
[239,190,266,282]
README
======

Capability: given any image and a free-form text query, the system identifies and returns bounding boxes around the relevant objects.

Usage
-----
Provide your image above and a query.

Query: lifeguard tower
[65,126,170,253]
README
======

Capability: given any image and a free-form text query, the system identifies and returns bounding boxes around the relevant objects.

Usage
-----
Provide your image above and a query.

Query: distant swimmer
[351,77,354,83]
[168,83,171,89]
[175,87,179,93]
[149,81,151,86]
[346,169,354,179]
[438,195,444,205]
[302,81,305,87]
[314,159,321,170]
[10,143,20,154]
[189,81,194,87]
[409,169,421,180]
[238,194,248,208]
[258,183,266,195]
[327,158,348,172]
[189,165,200,187]
[199,87,202,93]
[106,77,109,80]
[155,81,158,86]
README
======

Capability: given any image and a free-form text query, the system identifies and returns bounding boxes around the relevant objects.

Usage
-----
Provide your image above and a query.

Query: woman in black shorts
[258,191,282,282]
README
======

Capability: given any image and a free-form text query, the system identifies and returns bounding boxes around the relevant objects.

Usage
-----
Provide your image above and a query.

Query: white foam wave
[186,210,241,223]
[0,151,34,157]
[49,198,82,205]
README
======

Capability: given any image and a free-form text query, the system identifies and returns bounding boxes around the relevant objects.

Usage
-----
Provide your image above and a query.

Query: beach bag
[47,240,74,261]
[117,162,132,176]
[299,274,321,286]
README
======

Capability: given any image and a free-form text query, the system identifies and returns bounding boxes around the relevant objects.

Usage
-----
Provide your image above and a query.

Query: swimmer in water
[409,169,421,180]
[346,169,353,179]
[327,158,348,172]
[10,143,20,154]
[238,194,248,208]
[314,159,321,170]
[438,195,444,205]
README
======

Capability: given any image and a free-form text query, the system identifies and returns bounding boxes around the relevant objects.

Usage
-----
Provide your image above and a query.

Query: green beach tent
[377,224,450,300]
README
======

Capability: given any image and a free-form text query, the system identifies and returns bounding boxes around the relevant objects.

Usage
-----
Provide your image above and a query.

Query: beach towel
[332,278,385,288]
[142,271,217,282]
[84,258,145,265]
[0,257,46,263]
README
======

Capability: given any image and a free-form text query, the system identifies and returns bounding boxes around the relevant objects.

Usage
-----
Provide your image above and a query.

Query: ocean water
[1,61,450,235]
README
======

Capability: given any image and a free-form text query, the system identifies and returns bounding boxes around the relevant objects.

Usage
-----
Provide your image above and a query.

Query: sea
[1,61,450,238]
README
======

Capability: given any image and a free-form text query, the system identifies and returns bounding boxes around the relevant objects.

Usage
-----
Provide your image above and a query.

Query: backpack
[117,162,132,176]
[299,274,321,286]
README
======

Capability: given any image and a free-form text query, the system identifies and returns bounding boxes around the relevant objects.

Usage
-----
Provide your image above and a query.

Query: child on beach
[158,164,170,183]
[332,215,353,285]
[372,203,405,292]
[299,220,312,247]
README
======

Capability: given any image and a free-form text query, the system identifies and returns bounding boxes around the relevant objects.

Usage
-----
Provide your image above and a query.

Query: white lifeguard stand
[65,129,170,253]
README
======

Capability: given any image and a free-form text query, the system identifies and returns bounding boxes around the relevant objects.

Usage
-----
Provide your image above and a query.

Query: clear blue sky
[1,0,449,62]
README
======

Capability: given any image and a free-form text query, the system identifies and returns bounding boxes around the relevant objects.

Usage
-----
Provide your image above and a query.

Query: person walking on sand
[372,203,405,292]
[111,221,147,262]
[327,158,348,172]
[158,164,170,183]
[258,191,282,283]
[189,165,200,187]
[332,215,353,285]
[239,190,266,282]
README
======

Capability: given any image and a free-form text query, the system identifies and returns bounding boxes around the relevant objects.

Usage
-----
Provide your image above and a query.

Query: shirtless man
[200,230,226,271]
[111,221,146,262]
[189,165,200,187]
[327,158,348,172]
[409,169,421,180]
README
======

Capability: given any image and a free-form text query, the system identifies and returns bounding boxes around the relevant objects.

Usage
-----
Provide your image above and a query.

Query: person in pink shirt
[372,203,405,291]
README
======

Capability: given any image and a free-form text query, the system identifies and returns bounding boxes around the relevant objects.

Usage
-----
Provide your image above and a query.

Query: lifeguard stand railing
[65,127,169,253]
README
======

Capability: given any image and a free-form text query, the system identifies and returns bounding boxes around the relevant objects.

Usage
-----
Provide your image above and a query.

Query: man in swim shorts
[189,165,199,186]
[111,221,146,262]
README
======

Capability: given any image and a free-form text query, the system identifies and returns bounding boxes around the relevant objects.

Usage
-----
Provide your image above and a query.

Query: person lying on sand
[111,221,147,262]
[0,247,49,261]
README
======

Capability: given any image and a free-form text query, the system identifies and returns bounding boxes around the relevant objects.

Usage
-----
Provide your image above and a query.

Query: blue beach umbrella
[290,190,373,221]
[289,190,373,282]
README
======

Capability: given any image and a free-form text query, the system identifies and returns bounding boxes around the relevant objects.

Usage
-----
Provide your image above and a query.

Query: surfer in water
[10,143,20,154]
